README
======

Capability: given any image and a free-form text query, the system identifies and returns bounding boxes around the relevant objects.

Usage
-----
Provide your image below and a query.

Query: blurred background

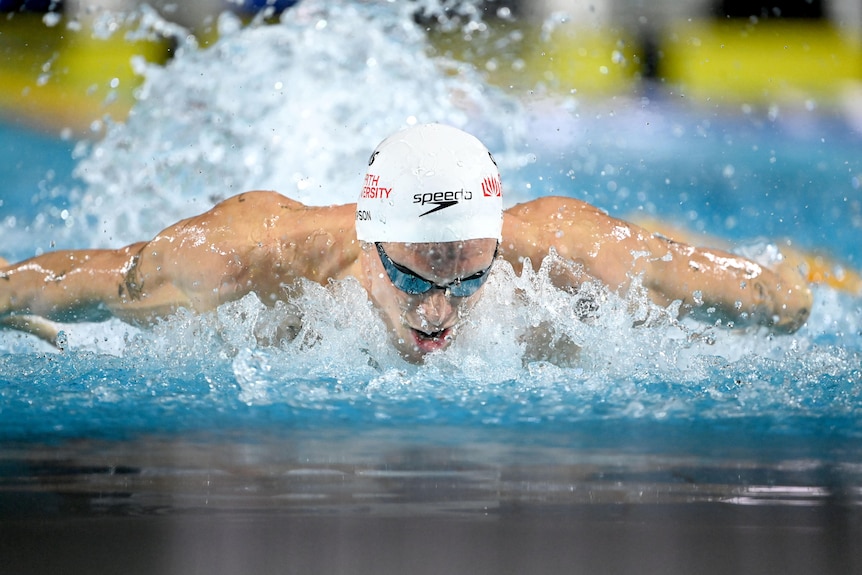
[1,0,860,136]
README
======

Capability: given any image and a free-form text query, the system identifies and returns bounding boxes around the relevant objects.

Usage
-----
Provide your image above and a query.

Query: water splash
[1,250,860,439]
[67,0,525,248]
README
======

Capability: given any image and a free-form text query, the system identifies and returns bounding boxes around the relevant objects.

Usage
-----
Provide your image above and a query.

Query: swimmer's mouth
[410,326,453,352]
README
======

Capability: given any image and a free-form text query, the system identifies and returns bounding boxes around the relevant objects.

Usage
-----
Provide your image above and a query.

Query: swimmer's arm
[557,212,812,332]
[638,237,812,333]
[0,193,274,326]
[0,243,172,324]
[1,192,353,330]
[503,197,811,333]
[0,236,251,328]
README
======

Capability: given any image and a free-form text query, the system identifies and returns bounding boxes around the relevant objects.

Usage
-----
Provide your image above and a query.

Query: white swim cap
[355,123,503,243]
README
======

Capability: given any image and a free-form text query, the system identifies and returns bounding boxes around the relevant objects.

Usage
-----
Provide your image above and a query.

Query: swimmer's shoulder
[217,191,356,219]
[501,196,620,267]
[503,196,604,221]
[215,191,358,246]
[216,190,306,212]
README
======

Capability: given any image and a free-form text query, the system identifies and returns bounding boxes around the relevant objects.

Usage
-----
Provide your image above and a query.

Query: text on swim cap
[414,189,472,217]
[413,189,472,205]
[356,210,372,221]
[361,173,392,199]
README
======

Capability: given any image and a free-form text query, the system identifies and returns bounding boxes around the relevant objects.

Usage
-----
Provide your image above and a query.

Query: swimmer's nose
[415,289,458,330]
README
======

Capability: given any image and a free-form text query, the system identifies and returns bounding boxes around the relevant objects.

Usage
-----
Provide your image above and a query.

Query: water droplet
[42,12,61,27]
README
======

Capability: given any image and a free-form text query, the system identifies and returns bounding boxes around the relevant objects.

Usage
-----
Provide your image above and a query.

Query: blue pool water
[1,2,861,573]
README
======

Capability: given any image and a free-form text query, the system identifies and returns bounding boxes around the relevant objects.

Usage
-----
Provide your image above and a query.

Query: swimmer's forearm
[648,243,812,333]
[0,248,138,322]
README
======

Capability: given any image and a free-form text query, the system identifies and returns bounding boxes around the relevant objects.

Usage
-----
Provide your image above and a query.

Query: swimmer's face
[363,239,498,363]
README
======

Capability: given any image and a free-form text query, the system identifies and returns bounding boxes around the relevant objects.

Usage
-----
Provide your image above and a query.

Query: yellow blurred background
[1,0,860,135]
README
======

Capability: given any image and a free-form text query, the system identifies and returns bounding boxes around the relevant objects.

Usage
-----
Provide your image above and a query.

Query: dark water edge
[3,422,861,511]
[0,430,862,575]
[1,424,861,575]
[2,502,861,575]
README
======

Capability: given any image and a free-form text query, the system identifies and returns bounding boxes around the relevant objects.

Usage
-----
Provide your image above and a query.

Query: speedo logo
[414,189,472,217]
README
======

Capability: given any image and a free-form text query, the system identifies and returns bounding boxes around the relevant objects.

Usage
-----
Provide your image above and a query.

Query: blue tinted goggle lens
[375,243,496,297]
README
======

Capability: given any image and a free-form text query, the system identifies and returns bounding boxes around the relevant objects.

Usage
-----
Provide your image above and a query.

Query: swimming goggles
[375,242,498,297]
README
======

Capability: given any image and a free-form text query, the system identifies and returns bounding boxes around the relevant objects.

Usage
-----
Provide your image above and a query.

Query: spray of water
[65,0,525,247]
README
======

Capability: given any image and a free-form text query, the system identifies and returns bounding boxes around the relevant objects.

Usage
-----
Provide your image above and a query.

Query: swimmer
[0,123,812,362]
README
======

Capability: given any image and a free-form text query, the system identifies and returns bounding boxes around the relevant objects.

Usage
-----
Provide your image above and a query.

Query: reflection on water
[1,432,861,575]
[4,430,862,515]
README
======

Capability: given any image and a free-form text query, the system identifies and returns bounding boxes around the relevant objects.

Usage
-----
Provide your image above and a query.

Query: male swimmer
[0,124,812,362]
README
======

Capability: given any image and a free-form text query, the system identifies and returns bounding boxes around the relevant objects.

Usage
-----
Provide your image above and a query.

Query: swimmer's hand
[0,315,64,347]
[763,258,813,334]
[1,256,64,347]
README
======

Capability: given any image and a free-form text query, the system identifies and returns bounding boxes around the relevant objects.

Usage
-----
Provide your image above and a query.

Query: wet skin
[0,191,812,363]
